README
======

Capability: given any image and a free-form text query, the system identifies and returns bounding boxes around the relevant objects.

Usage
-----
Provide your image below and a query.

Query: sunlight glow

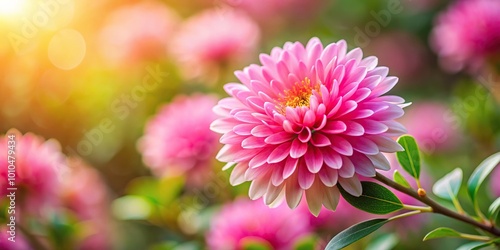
[0,0,27,16]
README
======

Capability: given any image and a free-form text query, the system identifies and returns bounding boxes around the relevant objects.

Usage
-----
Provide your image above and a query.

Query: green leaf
[468,152,500,202]
[126,176,184,206]
[112,195,153,220]
[365,233,398,250]
[293,235,317,250]
[423,227,461,241]
[457,240,500,250]
[457,242,487,250]
[325,219,388,250]
[396,136,421,179]
[393,170,411,188]
[470,242,497,250]
[340,181,403,214]
[487,197,500,224]
[241,237,273,250]
[432,168,463,201]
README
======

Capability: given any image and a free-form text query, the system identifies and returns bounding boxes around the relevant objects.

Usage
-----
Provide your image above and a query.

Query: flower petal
[241,136,267,149]
[322,147,342,169]
[367,153,391,171]
[318,168,338,187]
[265,131,294,144]
[290,139,308,158]
[322,120,347,134]
[229,163,249,185]
[330,136,353,156]
[283,157,298,179]
[298,127,312,143]
[267,142,292,164]
[339,175,362,197]
[349,137,379,155]
[323,186,340,211]
[285,173,303,209]
[339,156,355,178]
[305,179,323,216]
[305,147,323,173]
[298,162,315,189]
[249,177,268,200]
[311,133,331,147]
[351,153,376,177]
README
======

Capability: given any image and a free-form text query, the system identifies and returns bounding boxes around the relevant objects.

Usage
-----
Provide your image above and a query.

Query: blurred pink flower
[0,226,32,250]
[298,198,372,233]
[211,38,407,215]
[170,8,260,82]
[99,1,179,66]
[0,129,66,215]
[369,32,427,82]
[225,0,322,26]
[138,95,220,186]
[430,0,500,72]
[400,102,460,153]
[207,198,311,250]
[60,158,112,250]
[491,166,500,197]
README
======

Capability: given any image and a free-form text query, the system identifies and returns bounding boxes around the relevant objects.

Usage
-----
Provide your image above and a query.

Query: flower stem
[402,204,433,213]
[458,233,492,242]
[388,210,423,221]
[374,172,500,237]
[451,195,466,215]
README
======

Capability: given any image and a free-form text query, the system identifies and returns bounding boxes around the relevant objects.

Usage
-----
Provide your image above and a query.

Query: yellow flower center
[277,77,320,113]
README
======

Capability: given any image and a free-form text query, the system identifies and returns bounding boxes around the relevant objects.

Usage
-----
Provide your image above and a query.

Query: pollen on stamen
[277,77,320,113]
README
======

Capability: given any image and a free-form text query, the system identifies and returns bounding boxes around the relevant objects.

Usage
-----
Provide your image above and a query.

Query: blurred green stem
[388,210,423,221]
[375,172,500,237]
[402,204,433,213]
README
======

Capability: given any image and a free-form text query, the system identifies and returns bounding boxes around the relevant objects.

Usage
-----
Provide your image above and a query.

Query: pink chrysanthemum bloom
[430,0,500,72]
[99,1,179,66]
[170,8,260,82]
[0,129,66,215]
[60,158,112,250]
[206,198,311,250]
[211,38,407,215]
[138,95,220,186]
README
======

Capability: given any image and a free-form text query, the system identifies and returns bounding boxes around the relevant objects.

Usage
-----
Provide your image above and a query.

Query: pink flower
[211,38,406,215]
[225,0,323,26]
[60,158,112,250]
[0,226,32,250]
[430,0,500,72]
[400,102,460,153]
[368,32,427,82]
[170,8,260,82]
[206,198,311,250]
[491,166,500,197]
[138,95,220,186]
[0,129,66,215]
[99,1,179,66]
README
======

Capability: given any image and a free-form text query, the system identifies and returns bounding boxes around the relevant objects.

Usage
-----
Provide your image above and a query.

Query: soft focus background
[0,0,499,249]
